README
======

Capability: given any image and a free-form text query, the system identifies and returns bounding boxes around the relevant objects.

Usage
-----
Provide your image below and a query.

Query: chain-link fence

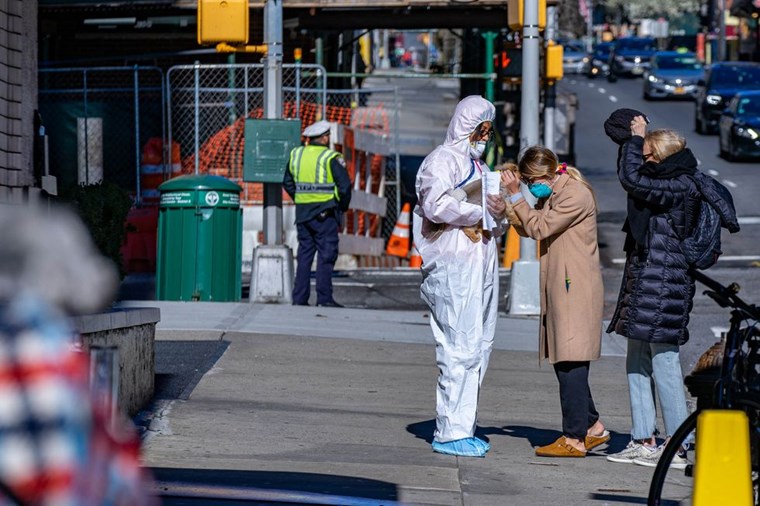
[38,67,166,199]
[166,63,400,237]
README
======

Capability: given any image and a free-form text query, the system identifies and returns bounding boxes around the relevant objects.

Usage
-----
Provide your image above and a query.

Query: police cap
[302,120,332,138]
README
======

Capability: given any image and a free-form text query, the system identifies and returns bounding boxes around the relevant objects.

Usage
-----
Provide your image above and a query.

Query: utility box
[197,0,249,45]
[243,119,302,182]
[156,175,242,302]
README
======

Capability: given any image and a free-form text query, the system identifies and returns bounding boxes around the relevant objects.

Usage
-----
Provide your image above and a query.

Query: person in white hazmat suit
[413,96,507,457]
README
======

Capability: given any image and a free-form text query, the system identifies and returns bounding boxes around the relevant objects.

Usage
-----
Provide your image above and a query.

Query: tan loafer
[535,436,587,458]
[585,430,611,451]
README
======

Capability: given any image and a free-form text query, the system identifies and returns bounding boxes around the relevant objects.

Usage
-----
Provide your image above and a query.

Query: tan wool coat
[512,175,604,364]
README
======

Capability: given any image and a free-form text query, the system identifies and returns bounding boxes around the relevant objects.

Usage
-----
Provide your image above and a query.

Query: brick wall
[0,1,36,205]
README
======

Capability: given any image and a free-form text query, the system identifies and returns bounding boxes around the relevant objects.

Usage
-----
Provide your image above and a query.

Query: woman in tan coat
[501,146,607,457]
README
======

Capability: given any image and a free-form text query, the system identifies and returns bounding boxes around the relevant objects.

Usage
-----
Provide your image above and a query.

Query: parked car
[587,42,614,79]
[643,51,704,100]
[695,62,760,134]
[607,37,657,82]
[719,90,760,160]
[562,41,588,74]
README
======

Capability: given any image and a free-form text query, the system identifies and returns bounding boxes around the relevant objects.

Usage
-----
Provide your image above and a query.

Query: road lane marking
[612,255,760,264]
[570,79,577,85]
[588,82,595,87]
[609,96,618,103]
[738,216,760,225]
[722,179,737,188]
[598,87,606,94]
[708,169,719,176]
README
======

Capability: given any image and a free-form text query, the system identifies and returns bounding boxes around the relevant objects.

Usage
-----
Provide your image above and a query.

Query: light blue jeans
[626,339,690,442]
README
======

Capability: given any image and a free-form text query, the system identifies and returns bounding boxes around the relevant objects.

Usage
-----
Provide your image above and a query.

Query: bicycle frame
[648,270,760,506]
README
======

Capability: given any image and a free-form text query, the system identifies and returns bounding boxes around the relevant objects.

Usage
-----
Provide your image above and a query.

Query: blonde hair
[645,129,686,162]
[518,145,597,208]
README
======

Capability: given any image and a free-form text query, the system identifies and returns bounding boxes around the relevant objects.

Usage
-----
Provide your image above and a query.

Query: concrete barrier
[70,307,160,417]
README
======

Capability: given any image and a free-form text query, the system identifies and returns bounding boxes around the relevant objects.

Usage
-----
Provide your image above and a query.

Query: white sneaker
[632,444,688,470]
[606,441,657,463]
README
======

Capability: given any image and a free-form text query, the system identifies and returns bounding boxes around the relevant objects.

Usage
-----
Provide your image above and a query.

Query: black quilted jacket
[607,137,698,345]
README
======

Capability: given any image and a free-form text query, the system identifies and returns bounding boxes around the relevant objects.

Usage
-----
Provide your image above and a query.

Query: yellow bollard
[693,410,753,506]
[502,227,520,269]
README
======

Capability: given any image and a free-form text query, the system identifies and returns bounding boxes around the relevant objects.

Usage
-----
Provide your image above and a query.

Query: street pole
[251,0,294,304]
[483,31,497,169]
[508,0,541,315]
[718,0,727,61]
[544,6,557,151]
[263,0,283,245]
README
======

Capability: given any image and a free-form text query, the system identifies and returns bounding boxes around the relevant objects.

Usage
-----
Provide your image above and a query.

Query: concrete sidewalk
[125,302,665,505]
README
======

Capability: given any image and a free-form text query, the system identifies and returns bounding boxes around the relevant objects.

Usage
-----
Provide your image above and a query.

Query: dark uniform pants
[293,211,339,305]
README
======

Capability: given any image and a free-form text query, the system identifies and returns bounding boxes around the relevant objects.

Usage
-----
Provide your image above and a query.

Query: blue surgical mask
[469,140,487,159]
[528,182,553,199]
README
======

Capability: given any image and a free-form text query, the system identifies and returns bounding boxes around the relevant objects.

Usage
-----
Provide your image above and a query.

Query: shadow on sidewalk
[152,467,402,505]
[406,419,510,446]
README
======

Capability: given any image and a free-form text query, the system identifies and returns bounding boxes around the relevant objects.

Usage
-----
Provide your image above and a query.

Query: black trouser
[553,361,599,440]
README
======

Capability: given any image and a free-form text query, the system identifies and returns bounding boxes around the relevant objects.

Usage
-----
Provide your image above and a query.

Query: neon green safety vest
[288,145,341,204]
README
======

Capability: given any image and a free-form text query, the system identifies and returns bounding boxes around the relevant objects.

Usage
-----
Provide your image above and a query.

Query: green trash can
[156,175,242,302]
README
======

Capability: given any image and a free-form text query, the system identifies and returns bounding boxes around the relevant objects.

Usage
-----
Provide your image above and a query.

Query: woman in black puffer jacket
[605,116,699,469]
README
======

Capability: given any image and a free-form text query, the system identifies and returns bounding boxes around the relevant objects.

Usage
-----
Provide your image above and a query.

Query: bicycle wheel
[648,410,698,506]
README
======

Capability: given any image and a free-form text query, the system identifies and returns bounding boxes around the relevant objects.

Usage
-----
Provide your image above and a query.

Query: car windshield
[593,45,612,59]
[564,43,585,54]
[617,39,656,51]
[657,55,702,70]
[713,65,760,86]
[737,97,760,116]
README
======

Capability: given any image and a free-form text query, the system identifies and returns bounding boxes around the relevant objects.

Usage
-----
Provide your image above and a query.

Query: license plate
[631,67,643,75]
[674,87,685,94]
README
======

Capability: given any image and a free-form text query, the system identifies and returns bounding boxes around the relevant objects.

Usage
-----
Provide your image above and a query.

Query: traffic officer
[283,120,352,307]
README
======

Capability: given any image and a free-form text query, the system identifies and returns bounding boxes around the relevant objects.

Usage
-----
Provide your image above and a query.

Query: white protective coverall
[413,96,502,443]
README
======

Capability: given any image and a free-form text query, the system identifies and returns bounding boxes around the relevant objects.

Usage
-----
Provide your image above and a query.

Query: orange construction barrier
[409,241,422,268]
[386,202,411,258]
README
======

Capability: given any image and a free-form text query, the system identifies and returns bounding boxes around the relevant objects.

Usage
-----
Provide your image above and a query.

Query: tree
[603,0,700,18]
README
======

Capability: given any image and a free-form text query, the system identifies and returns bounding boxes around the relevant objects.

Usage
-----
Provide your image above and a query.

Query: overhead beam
[293,7,508,30]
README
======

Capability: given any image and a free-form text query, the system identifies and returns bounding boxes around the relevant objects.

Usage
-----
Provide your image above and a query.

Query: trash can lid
[158,174,242,193]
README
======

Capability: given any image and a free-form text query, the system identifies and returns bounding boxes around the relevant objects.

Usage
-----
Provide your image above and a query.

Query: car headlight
[706,94,722,106]
[648,75,661,83]
[582,57,589,64]
[735,127,759,140]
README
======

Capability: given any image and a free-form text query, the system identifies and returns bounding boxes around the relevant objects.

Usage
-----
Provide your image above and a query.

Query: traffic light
[508,0,547,31]
[197,0,249,45]
[546,41,563,81]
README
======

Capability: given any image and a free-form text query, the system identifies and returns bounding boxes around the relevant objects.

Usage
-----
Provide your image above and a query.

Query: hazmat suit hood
[443,95,496,151]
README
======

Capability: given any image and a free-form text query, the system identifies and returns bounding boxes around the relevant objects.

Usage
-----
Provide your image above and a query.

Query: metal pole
[263,0,283,246]
[544,6,557,151]
[483,32,497,102]
[316,37,324,120]
[508,0,541,315]
[133,66,142,204]
[194,62,200,175]
[718,0,727,61]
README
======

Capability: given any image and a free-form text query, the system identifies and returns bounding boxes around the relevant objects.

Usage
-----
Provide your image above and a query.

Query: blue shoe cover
[432,437,487,457]
[473,437,491,452]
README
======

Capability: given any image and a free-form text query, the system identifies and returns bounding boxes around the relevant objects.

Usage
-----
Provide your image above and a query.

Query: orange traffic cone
[386,203,411,258]
[409,241,422,268]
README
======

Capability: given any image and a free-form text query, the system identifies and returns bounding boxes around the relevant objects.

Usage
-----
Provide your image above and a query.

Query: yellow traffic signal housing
[508,0,547,31]
[198,0,249,45]
[546,41,563,81]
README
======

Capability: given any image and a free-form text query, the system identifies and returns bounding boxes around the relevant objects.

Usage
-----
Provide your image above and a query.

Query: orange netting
[178,100,389,209]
